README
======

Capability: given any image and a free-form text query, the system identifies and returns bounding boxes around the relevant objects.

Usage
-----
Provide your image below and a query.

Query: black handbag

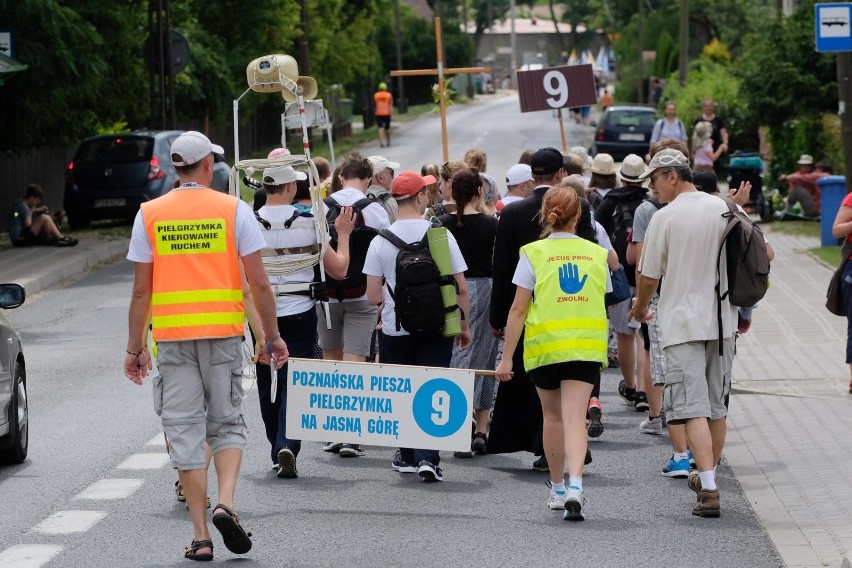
[606,266,632,307]
[826,240,852,316]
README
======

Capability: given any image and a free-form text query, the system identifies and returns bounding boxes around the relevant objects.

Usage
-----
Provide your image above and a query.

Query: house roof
[464,17,586,35]
[0,52,27,85]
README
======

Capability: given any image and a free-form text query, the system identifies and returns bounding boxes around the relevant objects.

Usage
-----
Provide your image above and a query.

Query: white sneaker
[563,487,585,521]
[417,460,445,482]
[547,491,568,510]
[639,417,663,435]
[339,444,365,457]
[322,442,342,453]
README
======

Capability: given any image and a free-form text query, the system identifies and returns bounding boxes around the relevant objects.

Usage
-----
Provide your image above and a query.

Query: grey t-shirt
[631,200,661,244]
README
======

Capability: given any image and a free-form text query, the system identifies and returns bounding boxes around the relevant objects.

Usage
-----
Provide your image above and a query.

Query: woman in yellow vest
[495,186,610,521]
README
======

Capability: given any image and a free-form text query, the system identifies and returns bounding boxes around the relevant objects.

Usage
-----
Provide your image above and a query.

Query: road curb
[18,240,128,297]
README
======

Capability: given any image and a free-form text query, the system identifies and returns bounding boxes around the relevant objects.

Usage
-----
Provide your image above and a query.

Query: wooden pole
[436,17,449,162]
[557,109,568,153]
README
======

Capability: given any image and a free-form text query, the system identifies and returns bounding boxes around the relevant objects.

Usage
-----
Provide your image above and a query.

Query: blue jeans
[256,308,318,463]
[843,261,852,364]
[379,332,453,466]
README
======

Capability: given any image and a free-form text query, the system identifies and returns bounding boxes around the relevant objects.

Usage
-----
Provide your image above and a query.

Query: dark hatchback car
[590,106,657,162]
[64,131,230,229]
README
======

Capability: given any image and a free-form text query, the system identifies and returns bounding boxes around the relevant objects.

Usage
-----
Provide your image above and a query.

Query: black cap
[693,171,719,194]
[530,147,569,176]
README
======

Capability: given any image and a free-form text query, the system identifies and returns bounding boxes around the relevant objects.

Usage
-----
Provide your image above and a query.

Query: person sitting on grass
[8,184,77,247]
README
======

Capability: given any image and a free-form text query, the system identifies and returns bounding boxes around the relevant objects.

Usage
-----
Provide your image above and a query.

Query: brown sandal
[212,504,252,554]
[184,539,213,561]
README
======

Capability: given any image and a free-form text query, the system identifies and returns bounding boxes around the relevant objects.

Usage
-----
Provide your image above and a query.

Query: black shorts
[641,323,650,351]
[528,361,601,390]
[11,228,37,247]
[375,115,391,129]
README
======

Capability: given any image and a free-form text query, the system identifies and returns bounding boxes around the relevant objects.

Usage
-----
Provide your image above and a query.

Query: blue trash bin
[819,175,848,246]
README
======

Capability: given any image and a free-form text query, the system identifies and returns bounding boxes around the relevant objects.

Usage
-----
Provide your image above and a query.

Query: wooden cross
[390,17,491,162]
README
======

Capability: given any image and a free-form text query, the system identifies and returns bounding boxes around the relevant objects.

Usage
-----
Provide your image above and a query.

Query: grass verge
[810,246,841,267]
[766,220,820,238]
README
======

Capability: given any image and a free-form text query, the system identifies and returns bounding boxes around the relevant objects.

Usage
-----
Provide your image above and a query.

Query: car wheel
[0,362,28,465]
[68,214,90,231]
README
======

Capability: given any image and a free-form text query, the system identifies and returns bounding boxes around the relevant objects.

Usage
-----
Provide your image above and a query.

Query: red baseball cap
[392,170,436,199]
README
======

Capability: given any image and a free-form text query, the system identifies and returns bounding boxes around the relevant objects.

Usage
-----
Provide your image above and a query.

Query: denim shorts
[153,336,247,470]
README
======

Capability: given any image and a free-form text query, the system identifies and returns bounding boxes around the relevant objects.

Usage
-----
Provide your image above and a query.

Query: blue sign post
[816,3,852,52]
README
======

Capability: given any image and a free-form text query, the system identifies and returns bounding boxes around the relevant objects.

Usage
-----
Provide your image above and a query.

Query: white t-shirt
[638,191,733,348]
[501,195,524,207]
[328,187,391,302]
[127,189,265,263]
[594,221,613,251]
[256,204,319,316]
[513,233,613,292]
[363,218,467,336]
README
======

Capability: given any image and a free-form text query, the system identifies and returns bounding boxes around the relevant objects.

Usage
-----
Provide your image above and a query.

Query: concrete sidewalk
[726,228,852,568]
[0,239,128,297]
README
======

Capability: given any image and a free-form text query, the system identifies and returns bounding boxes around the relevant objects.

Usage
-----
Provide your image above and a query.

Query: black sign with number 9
[516,64,598,113]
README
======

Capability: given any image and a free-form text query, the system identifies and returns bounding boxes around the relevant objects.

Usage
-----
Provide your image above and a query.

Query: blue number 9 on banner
[412,379,467,438]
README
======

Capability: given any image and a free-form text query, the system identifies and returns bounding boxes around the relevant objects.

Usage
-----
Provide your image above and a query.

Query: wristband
[126,348,144,356]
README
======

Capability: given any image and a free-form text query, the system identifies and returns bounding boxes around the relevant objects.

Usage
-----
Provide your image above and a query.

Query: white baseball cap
[170,131,225,166]
[368,155,401,175]
[263,165,307,185]
[505,164,534,186]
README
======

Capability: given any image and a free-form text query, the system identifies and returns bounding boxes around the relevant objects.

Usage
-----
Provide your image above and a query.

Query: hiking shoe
[688,469,702,494]
[392,450,417,473]
[471,432,488,454]
[55,236,78,247]
[453,450,474,458]
[547,490,568,510]
[585,448,592,465]
[339,444,365,457]
[634,391,649,412]
[417,460,444,482]
[692,489,720,518]
[532,455,549,471]
[607,353,619,369]
[618,379,636,404]
[639,417,663,435]
[586,399,604,438]
[662,456,690,478]
[276,448,297,479]
[563,487,585,521]
[322,442,342,453]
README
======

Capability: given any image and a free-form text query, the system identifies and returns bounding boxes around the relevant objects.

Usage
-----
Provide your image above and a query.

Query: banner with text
[286,359,474,452]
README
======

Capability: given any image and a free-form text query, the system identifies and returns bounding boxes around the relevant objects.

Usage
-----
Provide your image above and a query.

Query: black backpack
[378,229,457,334]
[715,198,770,351]
[608,196,646,285]
[324,196,378,301]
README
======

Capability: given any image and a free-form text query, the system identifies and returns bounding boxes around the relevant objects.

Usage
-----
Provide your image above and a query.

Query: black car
[590,106,657,162]
[63,131,231,229]
[0,283,27,465]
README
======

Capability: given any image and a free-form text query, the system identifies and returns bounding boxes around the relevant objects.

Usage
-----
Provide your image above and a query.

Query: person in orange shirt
[374,82,394,148]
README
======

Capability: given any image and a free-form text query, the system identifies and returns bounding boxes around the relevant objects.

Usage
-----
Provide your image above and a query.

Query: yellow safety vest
[142,188,245,342]
[521,237,609,371]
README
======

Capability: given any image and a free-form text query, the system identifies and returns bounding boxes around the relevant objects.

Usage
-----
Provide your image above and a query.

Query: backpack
[378,229,456,334]
[324,196,379,301]
[608,195,646,285]
[715,198,770,350]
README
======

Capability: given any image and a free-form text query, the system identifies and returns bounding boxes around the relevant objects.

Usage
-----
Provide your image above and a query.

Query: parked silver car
[0,284,27,464]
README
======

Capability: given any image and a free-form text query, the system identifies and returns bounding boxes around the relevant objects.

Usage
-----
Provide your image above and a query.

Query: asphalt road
[0,96,781,568]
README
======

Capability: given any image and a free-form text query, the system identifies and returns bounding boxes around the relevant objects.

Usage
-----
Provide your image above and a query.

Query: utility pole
[678,0,689,85]
[394,0,407,113]
[838,53,852,193]
[510,0,517,89]
[637,0,644,103]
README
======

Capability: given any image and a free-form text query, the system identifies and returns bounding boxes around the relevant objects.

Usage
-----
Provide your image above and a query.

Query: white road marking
[74,479,144,500]
[116,453,170,469]
[0,545,63,568]
[145,433,166,446]
[32,511,107,535]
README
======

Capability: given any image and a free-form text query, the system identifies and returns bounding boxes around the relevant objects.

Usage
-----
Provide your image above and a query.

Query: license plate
[94,198,126,208]
[619,133,645,141]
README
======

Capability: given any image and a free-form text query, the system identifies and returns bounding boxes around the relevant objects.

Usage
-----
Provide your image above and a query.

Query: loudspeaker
[282,76,318,102]
[246,54,299,93]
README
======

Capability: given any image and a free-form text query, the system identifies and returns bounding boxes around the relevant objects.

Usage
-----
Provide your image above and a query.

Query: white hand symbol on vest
[558,263,587,295]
